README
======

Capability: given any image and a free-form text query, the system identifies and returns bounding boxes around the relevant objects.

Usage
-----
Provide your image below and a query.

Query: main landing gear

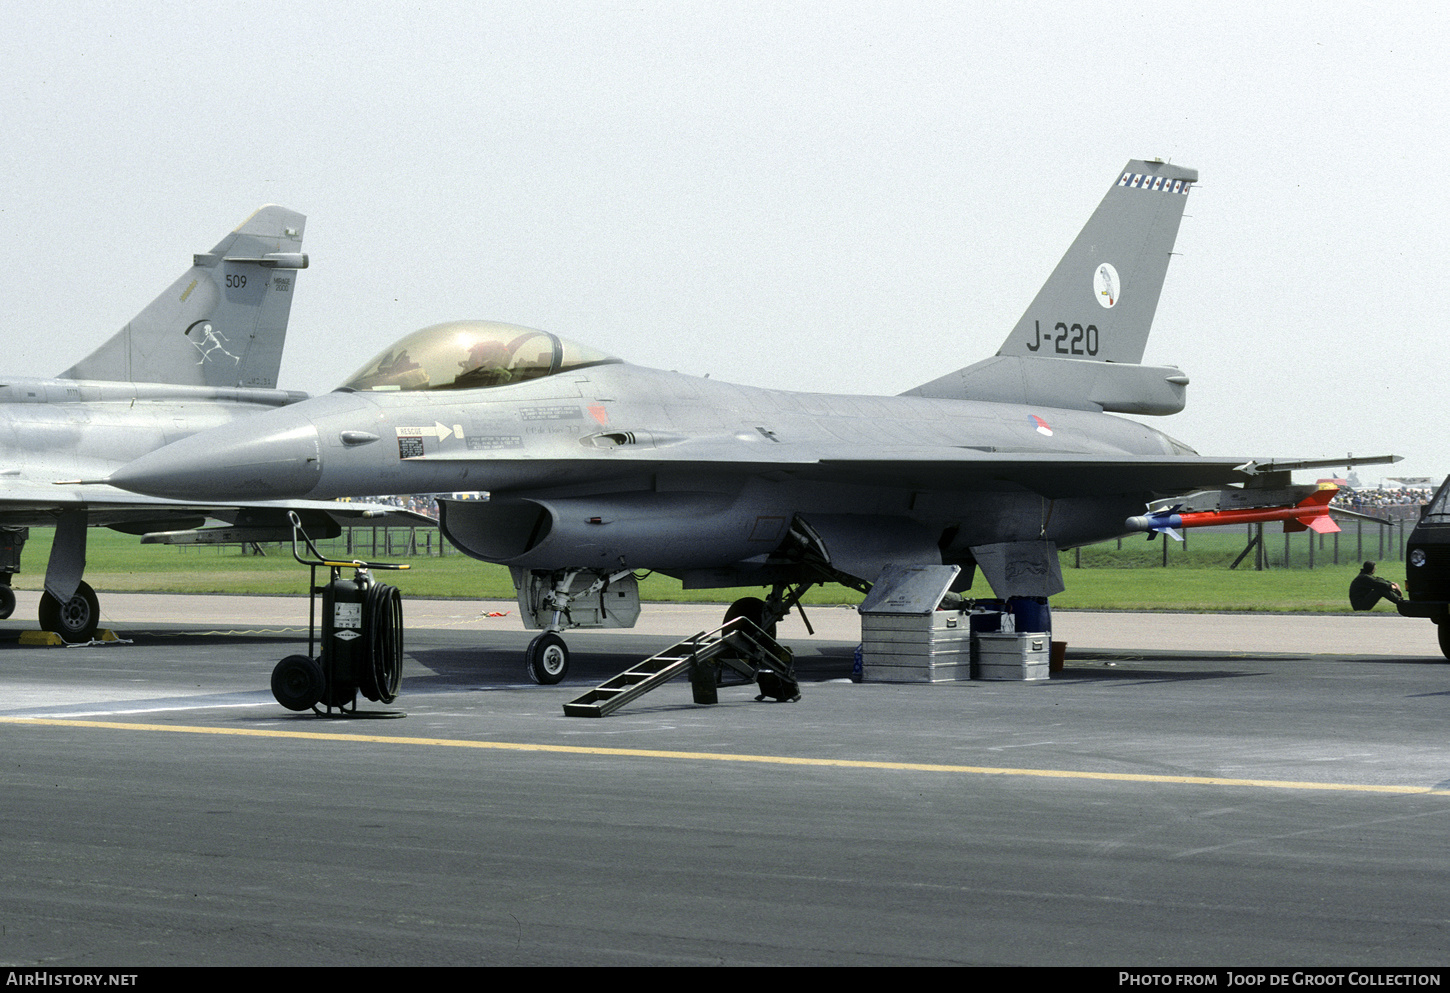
[0,523,103,644]
[723,596,778,640]
[724,580,833,642]
[39,581,100,643]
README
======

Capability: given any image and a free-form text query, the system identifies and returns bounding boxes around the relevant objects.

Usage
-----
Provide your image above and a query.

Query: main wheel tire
[38,581,100,643]
[0,584,15,620]
[526,632,570,684]
[1438,618,1450,661]
[271,655,326,711]
[724,596,777,640]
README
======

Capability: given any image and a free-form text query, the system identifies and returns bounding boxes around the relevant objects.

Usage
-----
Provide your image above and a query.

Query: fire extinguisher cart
[269,511,409,717]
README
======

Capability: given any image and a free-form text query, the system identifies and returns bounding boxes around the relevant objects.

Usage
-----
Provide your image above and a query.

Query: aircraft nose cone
[109,414,322,501]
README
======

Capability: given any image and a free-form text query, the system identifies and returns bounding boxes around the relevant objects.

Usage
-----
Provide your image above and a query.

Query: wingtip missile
[1126,486,1342,537]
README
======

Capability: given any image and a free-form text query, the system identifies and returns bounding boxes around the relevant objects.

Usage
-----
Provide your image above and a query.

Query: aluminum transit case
[857,564,971,683]
[974,630,1051,681]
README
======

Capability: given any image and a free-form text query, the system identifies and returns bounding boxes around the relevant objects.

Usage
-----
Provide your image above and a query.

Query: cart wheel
[272,655,325,711]
[0,584,14,621]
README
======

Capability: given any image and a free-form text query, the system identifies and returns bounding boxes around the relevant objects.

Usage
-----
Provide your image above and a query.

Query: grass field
[7,524,1412,614]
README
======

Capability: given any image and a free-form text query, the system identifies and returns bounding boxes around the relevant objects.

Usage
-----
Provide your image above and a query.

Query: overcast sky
[1,1,1442,485]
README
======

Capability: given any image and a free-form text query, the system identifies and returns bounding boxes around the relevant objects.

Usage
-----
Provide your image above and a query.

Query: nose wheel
[526,632,570,684]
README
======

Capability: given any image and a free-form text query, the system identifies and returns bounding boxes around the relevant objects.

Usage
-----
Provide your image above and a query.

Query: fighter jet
[3,206,426,641]
[107,160,1395,681]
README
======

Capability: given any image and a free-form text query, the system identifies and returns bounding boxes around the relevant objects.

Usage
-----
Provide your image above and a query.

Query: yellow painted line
[3,716,1449,796]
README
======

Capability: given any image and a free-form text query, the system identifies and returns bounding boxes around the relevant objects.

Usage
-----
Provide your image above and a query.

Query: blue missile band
[1126,513,1184,531]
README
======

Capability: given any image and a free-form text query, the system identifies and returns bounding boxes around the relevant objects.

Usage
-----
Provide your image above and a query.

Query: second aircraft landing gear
[0,527,23,623]
[38,581,100,643]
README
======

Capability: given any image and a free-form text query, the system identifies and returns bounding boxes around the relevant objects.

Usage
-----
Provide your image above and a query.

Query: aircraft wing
[408,446,1399,500]
[809,451,1402,498]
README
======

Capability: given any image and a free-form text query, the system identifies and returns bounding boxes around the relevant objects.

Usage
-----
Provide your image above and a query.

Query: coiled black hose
[359,582,403,704]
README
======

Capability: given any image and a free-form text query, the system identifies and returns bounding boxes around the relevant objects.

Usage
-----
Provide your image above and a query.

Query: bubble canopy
[338,320,621,393]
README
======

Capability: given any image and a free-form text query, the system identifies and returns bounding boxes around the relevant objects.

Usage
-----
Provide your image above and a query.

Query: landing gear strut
[0,527,25,624]
[724,581,837,639]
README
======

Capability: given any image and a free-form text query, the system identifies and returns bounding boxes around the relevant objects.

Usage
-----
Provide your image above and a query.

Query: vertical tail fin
[59,205,308,389]
[998,158,1196,363]
[905,159,1197,415]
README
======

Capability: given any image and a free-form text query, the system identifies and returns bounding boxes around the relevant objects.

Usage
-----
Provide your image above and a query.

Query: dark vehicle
[1399,475,1450,659]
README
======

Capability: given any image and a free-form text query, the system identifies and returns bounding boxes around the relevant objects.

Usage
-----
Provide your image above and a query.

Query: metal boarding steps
[562,616,797,717]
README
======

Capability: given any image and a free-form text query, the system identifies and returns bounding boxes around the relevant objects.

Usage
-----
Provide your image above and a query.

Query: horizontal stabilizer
[906,355,1188,414]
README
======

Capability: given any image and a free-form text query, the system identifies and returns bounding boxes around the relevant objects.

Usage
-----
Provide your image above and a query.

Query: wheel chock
[18,629,122,647]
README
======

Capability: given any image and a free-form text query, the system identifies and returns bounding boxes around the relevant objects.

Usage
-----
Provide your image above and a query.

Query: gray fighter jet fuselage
[117,353,1204,557]
[107,160,1396,682]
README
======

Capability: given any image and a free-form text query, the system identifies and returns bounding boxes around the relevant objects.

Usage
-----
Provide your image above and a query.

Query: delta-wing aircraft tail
[905,159,1196,415]
[60,206,309,389]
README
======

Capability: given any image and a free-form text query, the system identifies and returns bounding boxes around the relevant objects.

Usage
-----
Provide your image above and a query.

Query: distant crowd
[334,493,487,521]
[1331,486,1431,517]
